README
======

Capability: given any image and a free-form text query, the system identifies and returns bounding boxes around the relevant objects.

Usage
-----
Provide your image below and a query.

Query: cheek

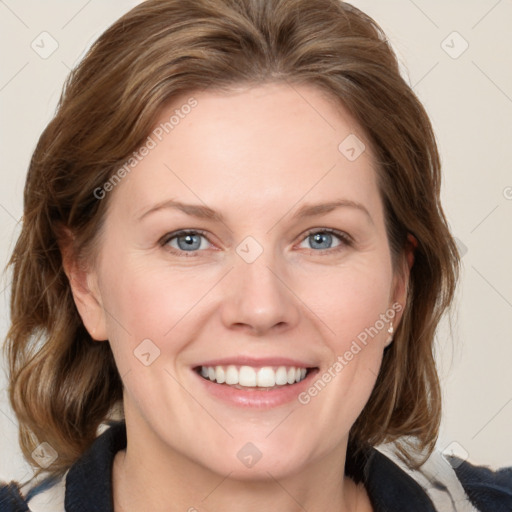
[99,248,393,356]
[100,255,208,332]
[297,274,391,435]
[302,260,393,348]
[97,255,222,370]
[297,261,393,407]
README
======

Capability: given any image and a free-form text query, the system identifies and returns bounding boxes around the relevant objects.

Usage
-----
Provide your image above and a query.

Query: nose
[219,250,301,336]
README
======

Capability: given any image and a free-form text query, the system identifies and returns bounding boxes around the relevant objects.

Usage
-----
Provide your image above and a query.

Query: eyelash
[159,228,353,257]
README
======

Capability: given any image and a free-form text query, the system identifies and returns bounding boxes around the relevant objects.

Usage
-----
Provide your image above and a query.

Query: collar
[62,420,436,511]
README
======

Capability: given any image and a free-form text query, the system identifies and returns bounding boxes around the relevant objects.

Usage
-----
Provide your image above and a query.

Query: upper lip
[194,356,318,368]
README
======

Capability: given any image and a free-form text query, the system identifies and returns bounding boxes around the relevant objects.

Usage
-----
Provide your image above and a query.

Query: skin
[64,82,410,512]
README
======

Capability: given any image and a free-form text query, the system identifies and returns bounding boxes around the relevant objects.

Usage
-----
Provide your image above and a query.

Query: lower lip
[193,369,319,409]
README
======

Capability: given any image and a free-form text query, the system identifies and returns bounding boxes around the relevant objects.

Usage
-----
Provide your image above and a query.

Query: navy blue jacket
[1,420,511,511]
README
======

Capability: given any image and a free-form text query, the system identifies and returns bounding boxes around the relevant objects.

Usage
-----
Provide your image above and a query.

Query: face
[70,83,408,480]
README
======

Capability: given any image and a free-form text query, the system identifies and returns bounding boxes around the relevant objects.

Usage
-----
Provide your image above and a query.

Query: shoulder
[452,458,512,512]
[0,420,125,512]
[0,473,66,512]
[375,443,512,512]
[0,481,30,512]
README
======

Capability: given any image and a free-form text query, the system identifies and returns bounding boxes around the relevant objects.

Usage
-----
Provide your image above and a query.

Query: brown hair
[4,0,459,481]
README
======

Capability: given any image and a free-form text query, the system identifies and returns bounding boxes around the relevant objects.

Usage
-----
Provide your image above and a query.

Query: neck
[112,419,368,512]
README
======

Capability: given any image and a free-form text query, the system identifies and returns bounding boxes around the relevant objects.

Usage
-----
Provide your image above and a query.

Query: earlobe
[385,322,394,346]
[58,228,108,341]
[73,270,109,341]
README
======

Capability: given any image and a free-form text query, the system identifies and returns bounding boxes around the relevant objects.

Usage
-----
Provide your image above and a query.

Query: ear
[58,226,108,341]
[390,233,417,325]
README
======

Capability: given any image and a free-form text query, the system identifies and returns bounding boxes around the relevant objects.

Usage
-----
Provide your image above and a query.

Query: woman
[1,0,511,510]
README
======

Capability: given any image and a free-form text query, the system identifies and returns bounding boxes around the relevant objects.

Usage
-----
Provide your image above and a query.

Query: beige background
[1,0,511,484]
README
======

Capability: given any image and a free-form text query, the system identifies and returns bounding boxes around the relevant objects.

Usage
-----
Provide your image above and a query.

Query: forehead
[109,82,382,224]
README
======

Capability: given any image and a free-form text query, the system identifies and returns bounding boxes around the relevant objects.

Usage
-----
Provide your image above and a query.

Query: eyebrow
[137,198,372,224]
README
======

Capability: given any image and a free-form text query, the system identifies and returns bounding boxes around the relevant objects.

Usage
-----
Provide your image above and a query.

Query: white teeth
[257,367,275,387]
[275,366,288,385]
[215,365,225,384]
[198,365,309,388]
[225,365,238,385]
[239,366,257,387]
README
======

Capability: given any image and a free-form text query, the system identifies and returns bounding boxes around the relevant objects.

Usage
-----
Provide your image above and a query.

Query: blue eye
[161,230,211,254]
[298,229,351,252]
[309,232,335,250]
[160,228,351,257]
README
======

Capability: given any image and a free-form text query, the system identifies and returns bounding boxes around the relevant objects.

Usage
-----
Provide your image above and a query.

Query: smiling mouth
[194,365,318,390]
